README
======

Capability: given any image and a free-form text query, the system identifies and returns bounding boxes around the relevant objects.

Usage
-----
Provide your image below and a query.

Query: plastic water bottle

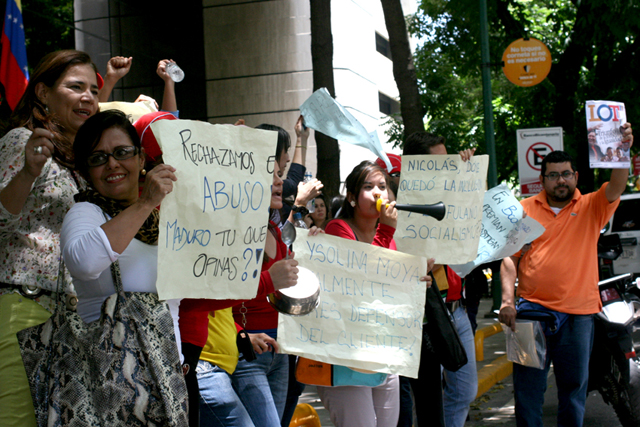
[303,172,315,213]
[293,212,308,229]
[165,62,185,83]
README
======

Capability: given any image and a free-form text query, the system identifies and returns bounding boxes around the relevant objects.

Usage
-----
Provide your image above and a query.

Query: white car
[603,193,640,275]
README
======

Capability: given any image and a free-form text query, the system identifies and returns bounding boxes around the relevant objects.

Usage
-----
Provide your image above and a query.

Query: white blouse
[61,202,182,360]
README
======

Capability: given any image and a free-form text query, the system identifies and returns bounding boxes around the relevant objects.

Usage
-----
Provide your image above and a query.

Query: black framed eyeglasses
[87,146,139,167]
[544,171,575,181]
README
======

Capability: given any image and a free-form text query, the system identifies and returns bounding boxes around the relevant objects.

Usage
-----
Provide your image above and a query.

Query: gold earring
[140,169,146,176]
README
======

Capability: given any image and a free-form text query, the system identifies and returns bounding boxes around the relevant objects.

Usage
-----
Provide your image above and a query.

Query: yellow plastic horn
[375,197,447,221]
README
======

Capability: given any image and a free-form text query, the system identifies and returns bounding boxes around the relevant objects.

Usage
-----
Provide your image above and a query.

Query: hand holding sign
[300,88,393,172]
[450,184,545,278]
[277,232,428,378]
[395,154,489,264]
[139,164,177,207]
[152,120,278,300]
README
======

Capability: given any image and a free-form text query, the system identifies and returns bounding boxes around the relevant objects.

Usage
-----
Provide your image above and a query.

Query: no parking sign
[517,127,563,196]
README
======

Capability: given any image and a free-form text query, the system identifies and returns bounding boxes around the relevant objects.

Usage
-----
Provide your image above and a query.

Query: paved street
[297,297,628,427]
[467,372,623,427]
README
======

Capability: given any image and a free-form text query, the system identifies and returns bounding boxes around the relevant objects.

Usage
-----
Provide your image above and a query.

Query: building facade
[74,0,415,179]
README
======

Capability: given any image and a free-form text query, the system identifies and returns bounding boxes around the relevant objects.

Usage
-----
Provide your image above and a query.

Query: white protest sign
[153,120,277,300]
[394,155,489,264]
[299,88,392,172]
[278,232,428,378]
[450,184,545,278]
[585,100,629,169]
[99,99,158,123]
[516,127,563,196]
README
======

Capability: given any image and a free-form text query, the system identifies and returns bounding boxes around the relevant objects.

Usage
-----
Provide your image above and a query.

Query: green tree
[408,0,640,192]
[0,0,73,123]
[380,0,425,138]
[22,0,74,66]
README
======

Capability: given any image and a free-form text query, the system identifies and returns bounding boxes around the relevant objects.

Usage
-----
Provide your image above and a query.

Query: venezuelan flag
[0,0,28,110]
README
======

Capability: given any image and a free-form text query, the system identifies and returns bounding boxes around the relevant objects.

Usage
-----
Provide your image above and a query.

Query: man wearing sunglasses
[499,123,633,427]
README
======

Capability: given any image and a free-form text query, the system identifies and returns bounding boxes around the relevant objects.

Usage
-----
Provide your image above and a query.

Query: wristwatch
[292,205,310,217]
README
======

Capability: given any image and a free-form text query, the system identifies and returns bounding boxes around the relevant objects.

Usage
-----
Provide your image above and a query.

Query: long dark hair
[256,123,290,164]
[338,160,389,219]
[9,50,99,169]
[309,194,329,226]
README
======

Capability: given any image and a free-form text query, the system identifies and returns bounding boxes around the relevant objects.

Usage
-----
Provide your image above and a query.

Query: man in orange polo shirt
[500,125,633,427]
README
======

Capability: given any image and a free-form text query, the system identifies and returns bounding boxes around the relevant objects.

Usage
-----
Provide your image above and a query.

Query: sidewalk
[297,298,506,426]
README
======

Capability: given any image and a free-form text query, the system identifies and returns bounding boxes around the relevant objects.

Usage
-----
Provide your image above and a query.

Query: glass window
[611,198,640,232]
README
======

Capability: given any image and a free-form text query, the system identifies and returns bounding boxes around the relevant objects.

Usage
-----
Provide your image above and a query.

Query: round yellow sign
[502,38,552,87]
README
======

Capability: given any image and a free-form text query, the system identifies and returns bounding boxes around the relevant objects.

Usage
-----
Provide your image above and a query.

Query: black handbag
[423,282,468,372]
[17,258,189,426]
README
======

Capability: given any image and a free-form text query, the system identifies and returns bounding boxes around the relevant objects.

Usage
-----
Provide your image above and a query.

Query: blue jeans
[443,306,478,427]
[197,360,255,427]
[513,314,594,427]
[230,351,289,427]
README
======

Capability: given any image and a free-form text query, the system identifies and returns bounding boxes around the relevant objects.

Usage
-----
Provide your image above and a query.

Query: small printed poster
[516,127,563,196]
[586,100,630,169]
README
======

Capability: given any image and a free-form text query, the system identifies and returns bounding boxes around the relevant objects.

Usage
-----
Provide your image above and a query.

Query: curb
[475,323,503,361]
[476,355,513,399]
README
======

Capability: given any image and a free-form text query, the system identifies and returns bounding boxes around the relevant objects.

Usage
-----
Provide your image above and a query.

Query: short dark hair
[73,110,141,180]
[403,131,446,155]
[330,195,345,219]
[338,160,389,219]
[256,124,291,163]
[540,150,576,176]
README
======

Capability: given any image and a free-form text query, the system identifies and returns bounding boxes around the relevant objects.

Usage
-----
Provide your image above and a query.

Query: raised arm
[291,115,309,166]
[606,122,633,202]
[286,178,323,223]
[156,59,178,114]
[99,56,132,102]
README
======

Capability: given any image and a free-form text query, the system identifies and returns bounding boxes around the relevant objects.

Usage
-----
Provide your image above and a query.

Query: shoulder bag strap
[100,210,125,294]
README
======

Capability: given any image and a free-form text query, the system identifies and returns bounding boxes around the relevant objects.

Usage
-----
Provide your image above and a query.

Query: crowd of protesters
[0,49,633,427]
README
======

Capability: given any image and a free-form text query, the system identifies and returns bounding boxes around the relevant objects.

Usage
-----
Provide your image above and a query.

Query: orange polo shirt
[514,183,618,314]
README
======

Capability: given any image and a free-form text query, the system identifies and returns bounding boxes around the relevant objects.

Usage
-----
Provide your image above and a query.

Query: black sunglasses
[87,146,140,167]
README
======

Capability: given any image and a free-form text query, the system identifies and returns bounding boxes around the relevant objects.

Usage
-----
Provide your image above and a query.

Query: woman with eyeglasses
[60,110,182,328]
[60,111,188,422]
[0,50,102,426]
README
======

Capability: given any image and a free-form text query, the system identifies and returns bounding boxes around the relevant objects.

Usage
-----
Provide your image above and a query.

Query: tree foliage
[380,0,424,137]
[21,0,74,66]
[0,0,73,123]
[405,0,640,191]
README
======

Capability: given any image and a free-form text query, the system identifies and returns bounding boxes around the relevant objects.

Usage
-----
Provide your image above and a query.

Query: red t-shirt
[324,219,396,250]
[231,223,287,332]
[445,267,463,302]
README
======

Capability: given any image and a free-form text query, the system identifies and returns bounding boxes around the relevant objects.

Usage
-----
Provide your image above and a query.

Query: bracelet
[292,205,310,217]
